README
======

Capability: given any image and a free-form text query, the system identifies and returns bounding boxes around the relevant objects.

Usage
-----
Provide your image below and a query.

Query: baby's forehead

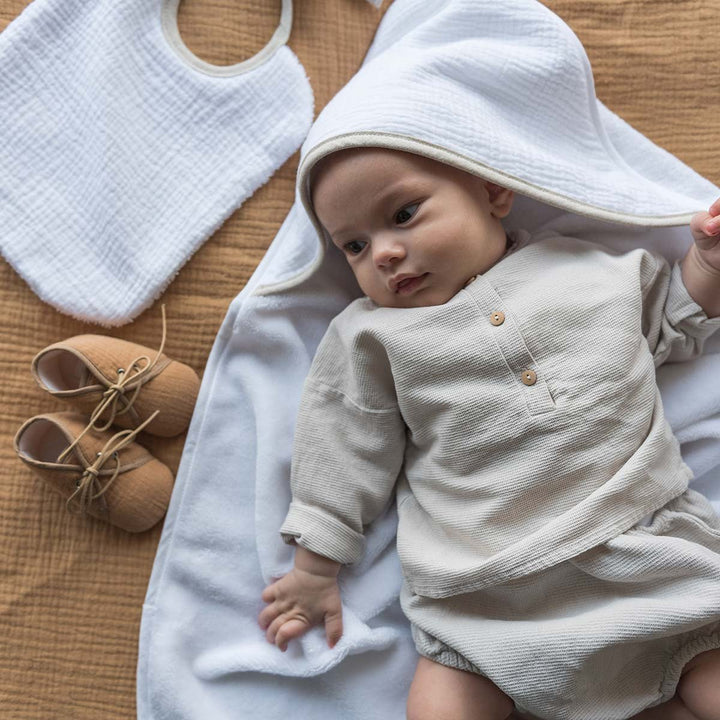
[312,147,442,183]
[309,148,458,208]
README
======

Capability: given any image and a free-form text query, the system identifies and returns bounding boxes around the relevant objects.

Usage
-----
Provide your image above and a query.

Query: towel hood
[294,0,718,264]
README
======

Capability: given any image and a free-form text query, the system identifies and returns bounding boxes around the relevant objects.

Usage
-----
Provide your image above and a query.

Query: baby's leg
[406,656,514,720]
[631,649,720,720]
[675,648,720,720]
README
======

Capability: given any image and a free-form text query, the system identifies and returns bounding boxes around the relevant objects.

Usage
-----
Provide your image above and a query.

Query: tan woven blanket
[1,1,718,716]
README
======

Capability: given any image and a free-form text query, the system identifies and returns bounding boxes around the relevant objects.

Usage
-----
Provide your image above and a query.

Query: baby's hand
[259,549,343,652]
[690,198,720,272]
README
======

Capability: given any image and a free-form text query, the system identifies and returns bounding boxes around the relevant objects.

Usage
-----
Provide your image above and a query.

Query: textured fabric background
[1,0,718,717]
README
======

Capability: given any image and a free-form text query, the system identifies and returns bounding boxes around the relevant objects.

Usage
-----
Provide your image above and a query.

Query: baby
[259,147,720,720]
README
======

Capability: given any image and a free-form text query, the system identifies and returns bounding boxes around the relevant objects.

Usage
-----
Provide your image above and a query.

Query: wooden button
[521,369,537,386]
[490,311,505,326]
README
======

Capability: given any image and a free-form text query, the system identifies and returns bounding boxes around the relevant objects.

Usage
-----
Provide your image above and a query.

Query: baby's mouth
[394,273,429,294]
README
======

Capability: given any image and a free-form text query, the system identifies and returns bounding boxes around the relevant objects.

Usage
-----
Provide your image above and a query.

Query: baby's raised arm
[259,545,344,652]
[684,197,720,317]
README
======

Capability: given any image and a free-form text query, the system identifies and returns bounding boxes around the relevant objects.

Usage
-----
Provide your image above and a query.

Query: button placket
[468,277,555,415]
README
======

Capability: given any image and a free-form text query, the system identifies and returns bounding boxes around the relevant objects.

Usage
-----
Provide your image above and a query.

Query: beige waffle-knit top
[281,232,720,599]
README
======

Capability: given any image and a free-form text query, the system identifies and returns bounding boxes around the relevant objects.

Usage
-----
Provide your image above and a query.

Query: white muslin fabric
[138,1,720,718]
[0,0,312,325]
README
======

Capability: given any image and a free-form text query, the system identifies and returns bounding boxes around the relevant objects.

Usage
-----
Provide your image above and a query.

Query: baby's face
[311,148,514,308]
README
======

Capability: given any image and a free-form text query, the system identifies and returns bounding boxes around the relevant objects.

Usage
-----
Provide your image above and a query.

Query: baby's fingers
[258,601,281,631]
[324,608,344,649]
[266,612,291,644]
[699,198,720,238]
[275,618,312,652]
[266,611,311,646]
[261,582,278,603]
[690,211,720,247]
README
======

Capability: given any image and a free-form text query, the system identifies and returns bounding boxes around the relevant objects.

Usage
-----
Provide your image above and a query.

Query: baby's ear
[486,182,514,219]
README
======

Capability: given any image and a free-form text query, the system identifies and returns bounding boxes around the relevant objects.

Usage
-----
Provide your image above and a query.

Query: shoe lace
[92,304,168,432]
[64,410,160,516]
[57,305,167,464]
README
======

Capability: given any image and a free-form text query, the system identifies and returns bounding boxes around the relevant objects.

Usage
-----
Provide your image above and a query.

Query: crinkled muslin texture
[138,1,720,718]
[0,0,312,325]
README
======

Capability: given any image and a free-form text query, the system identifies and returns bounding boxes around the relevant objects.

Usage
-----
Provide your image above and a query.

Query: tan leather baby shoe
[30,316,200,437]
[14,411,173,533]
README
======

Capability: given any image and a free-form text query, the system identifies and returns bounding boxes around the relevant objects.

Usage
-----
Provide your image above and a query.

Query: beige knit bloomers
[403,488,720,720]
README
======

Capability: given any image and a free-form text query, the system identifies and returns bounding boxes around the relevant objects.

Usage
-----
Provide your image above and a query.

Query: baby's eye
[344,239,367,255]
[394,203,419,225]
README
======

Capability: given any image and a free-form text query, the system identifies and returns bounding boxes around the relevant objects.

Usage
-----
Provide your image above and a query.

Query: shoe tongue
[67,334,165,388]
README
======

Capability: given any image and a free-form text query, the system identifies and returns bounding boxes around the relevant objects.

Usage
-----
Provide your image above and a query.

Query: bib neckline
[160,0,292,77]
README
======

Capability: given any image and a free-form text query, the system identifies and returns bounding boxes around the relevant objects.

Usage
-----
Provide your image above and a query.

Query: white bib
[0,0,313,325]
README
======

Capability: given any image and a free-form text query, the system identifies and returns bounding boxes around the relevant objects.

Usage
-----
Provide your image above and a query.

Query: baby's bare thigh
[406,656,515,720]
[677,648,720,719]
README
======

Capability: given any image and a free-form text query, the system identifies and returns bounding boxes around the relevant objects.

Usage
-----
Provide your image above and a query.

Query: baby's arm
[684,197,720,317]
[259,545,343,652]
[261,309,405,652]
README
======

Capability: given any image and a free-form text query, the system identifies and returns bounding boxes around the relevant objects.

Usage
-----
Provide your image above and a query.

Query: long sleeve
[641,251,720,367]
[280,305,407,565]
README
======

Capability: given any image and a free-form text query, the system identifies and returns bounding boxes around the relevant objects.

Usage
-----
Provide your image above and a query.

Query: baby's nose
[373,236,406,266]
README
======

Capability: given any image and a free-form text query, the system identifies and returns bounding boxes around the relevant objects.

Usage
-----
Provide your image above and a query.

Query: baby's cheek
[355,271,384,304]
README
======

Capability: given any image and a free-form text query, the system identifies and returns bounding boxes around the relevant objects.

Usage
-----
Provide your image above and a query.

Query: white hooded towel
[138,1,720,718]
